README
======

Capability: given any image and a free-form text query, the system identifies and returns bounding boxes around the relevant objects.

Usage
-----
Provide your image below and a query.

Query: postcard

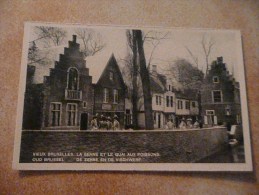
[13,22,253,171]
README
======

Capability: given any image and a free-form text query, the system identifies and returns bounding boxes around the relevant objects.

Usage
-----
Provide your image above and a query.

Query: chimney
[72,35,77,43]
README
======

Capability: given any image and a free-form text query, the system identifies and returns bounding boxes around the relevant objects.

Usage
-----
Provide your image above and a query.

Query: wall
[19,127,228,163]
[1,1,258,194]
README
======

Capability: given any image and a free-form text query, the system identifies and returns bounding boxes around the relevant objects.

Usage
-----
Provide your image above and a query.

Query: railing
[65,89,82,101]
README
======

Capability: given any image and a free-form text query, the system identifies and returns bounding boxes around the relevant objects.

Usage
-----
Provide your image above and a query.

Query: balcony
[65,89,82,101]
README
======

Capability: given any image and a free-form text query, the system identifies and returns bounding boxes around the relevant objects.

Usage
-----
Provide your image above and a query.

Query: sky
[28,24,243,83]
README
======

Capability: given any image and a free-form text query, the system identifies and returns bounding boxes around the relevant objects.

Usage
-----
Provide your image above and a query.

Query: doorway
[80,113,88,130]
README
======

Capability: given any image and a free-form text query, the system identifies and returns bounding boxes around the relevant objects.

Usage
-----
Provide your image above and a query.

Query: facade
[163,79,176,126]
[23,35,94,130]
[200,57,241,127]
[137,65,200,129]
[175,91,199,127]
[89,54,126,127]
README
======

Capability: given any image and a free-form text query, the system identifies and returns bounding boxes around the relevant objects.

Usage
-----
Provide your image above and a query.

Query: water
[198,144,245,163]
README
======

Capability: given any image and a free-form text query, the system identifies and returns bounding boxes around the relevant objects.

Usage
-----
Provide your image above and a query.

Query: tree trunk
[131,30,139,129]
[134,30,154,130]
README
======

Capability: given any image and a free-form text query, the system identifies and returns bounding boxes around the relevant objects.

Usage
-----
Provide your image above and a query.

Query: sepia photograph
[13,22,252,171]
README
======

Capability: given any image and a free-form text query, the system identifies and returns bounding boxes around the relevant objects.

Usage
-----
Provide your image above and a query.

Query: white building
[134,65,199,129]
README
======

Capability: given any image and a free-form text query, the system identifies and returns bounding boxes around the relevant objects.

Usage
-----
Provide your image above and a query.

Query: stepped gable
[43,35,91,86]
[208,56,239,88]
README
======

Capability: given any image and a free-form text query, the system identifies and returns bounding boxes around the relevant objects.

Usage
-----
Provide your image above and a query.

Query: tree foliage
[169,58,204,91]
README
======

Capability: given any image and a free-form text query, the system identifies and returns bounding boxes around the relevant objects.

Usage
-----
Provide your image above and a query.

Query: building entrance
[80,113,88,130]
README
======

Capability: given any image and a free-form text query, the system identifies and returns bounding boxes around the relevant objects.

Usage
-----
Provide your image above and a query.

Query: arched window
[67,68,79,90]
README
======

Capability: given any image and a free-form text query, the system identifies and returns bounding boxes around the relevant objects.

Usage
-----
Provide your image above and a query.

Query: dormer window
[213,76,219,83]
[109,71,114,81]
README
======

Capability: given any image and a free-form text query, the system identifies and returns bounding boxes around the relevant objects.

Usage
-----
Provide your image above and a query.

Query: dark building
[23,65,44,129]
[23,35,94,130]
[89,54,126,127]
[201,57,241,127]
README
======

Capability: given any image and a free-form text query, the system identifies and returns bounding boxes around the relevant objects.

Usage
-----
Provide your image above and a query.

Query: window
[185,101,190,110]
[50,103,61,126]
[156,95,162,105]
[166,96,169,107]
[206,110,215,115]
[212,90,222,103]
[83,101,87,108]
[67,103,77,126]
[178,100,183,109]
[213,76,219,83]
[67,68,79,90]
[113,89,118,103]
[153,112,156,123]
[170,96,173,107]
[192,101,196,107]
[109,71,114,81]
[168,85,171,91]
[103,88,109,103]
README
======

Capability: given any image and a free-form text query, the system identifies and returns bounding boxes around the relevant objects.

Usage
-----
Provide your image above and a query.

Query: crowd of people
[90,115,201,131]
[165,117,200,130]
[90,114,121,130]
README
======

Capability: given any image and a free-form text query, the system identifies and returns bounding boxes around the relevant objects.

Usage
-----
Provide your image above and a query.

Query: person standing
[166,119,174,130]
[90,116,98,130]
[179,118,187,130]
[113,115,120,130]
[106,117,112,130]
[99,115,107,130]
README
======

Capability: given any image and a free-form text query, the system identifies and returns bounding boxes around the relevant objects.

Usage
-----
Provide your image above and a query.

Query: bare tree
[201,35,214,76]
[34,26,67,46]
[122,30,169,129]
[185,46,199,68]
[27,26,67,66]
[75,28,105,57]
[135,30,154,130]
[125,30,139,129]
[185,34,215,76]
[143,31,170,69]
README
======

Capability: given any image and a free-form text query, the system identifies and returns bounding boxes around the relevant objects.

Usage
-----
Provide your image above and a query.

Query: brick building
[23,35,94,130]
[87,54,126,127]
[200,57,241,127]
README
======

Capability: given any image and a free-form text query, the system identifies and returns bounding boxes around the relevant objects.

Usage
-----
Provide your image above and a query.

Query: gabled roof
[86,51,113,83]
[86,52,125,87]
[150,72,166,94]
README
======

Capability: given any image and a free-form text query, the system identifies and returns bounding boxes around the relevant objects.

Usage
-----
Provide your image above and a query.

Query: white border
[12,22,253,171]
